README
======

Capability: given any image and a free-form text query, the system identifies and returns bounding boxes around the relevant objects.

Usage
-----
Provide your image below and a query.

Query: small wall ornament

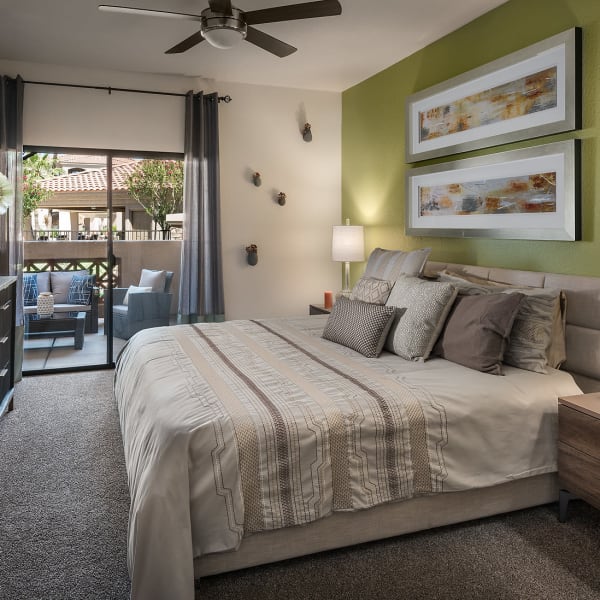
[302,123,312,142]
[277,192,287,206]
[245,244,258,266]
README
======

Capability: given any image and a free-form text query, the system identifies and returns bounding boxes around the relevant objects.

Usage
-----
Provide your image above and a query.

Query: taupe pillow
[350,276,393,305]
[322,296,396,358]
[385,276,458,361]
[434,293,524,375]
[364,247,431,280]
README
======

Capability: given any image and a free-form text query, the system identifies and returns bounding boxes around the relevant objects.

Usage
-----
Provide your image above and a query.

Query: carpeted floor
[1,371,600,600]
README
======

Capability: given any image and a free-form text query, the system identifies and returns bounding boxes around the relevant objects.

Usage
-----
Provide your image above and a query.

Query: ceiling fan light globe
[200,8,247,50]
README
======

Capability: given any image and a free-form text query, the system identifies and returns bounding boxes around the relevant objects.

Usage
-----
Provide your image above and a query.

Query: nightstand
[309,304,331,315]
[558,393,600,522]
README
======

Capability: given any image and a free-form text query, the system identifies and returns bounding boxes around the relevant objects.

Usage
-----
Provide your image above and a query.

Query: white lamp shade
[332,225,365,262]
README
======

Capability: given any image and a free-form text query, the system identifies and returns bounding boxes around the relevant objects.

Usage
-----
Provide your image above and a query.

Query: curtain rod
[22,79,232,102]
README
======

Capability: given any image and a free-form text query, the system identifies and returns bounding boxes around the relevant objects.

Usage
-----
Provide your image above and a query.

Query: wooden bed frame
[194,261,600,578]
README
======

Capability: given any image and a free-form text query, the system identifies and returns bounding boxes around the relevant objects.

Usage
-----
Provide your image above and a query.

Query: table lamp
[332,219,365,295]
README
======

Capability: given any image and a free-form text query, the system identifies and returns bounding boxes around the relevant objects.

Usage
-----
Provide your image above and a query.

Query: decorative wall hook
[245,244,258,266]
[252,172,262,187]
[277,192,287,206]
[302,123,312,142]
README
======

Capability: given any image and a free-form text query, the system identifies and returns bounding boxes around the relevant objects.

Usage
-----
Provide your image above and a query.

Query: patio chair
[112,269,174,340]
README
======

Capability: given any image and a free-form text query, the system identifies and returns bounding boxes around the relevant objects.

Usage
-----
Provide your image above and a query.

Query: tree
[125,160,183,239]
[22,153,62,227]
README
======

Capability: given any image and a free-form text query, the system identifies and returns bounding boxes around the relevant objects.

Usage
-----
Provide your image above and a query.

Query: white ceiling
[0,0,507,92]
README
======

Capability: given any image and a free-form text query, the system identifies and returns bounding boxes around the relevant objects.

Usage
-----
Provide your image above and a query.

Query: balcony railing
[30,229,175,241]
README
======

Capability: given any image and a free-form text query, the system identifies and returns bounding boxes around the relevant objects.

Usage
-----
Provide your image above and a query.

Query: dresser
[558,393,600,521]
[0,276,16,418]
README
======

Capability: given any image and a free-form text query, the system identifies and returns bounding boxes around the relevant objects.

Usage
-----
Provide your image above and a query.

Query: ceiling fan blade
[245,26,296,58]
[98,5,202,21]
[208,0,233,16]
[165,31,206,54]
[245,0,341,26]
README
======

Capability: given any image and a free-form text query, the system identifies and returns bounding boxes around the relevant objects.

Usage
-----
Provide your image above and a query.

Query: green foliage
[22,154,62,219]
[124,160,183,238]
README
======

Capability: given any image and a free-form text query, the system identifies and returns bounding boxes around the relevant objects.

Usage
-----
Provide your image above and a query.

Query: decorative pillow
[139,269,167,292]
[364,247,431,281]
[124,285,153,306]
[322,296,396,358]
[35,271,51,294]
[438,270,564,373]
[67,274,94,305]
[434,292,524,375]
[350,276,393,305]
[384,275,458,361]
[501,288,564,373]
[23,274,38,306]
[50,270,87,304]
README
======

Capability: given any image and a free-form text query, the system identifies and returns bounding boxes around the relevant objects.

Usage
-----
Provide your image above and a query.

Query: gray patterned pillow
[322,296,396,358]
[384,275,458,361]
[364,247,431,280]
[350,276,393,305]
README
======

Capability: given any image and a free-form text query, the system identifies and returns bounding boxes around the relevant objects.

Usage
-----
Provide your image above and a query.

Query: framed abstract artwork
[405,28,581,162]
[405,140,580,241]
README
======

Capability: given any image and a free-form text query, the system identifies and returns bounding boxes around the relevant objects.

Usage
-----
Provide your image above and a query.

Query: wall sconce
[277,192,287,206]
[245,244,258,266]
[252,172,262,187]
[302,123,312,142]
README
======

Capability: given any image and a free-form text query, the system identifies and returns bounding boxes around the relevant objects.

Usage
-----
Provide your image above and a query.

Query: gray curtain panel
[178,91,225,323]
[0,74,24,379]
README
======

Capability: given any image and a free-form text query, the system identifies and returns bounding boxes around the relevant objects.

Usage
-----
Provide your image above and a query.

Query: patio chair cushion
[51,270,88,303]
[35,271,50,294]
[124,285,152,305]
[23,273,39,306]
[139,269,167,292]
[67,274,95,305]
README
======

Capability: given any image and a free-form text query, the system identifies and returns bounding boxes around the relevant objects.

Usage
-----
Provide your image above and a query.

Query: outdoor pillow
[67,274,94,305]
[139,269,167,292]
[23,274,39,306]
[51,270,87,304]
[124,285,153,306]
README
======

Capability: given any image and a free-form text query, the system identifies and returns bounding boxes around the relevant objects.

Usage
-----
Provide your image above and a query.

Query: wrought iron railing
[30,229,174,241]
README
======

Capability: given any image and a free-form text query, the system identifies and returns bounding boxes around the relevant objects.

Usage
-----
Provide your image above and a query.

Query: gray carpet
[1,371,600,600]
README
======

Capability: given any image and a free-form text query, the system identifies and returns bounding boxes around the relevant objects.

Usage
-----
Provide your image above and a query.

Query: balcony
[22,238,182,371]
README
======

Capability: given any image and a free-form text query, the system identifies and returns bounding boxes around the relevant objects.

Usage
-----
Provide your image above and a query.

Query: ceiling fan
[98,0,342,57]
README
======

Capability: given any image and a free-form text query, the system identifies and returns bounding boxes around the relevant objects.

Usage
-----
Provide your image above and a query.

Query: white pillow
[124,285,152,305]
[139,269,167,292]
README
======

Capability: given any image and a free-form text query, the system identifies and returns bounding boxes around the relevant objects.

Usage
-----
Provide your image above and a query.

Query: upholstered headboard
[425,261,600,393]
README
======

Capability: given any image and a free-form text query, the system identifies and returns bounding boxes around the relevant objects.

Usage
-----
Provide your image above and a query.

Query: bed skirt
[195,472,557,577]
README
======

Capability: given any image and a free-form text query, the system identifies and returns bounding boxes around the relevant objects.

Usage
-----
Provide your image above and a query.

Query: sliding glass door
[21,149,182,374]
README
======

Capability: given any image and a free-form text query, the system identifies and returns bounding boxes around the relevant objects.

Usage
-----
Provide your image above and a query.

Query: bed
[114,259,600,600]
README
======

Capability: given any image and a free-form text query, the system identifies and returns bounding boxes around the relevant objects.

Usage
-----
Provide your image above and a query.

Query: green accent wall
[342,0,600,284]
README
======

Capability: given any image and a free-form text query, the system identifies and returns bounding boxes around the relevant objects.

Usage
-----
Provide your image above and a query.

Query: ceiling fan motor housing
[201,7,247,48]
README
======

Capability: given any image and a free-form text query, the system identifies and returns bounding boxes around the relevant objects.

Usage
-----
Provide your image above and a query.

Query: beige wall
[1,59,342,320]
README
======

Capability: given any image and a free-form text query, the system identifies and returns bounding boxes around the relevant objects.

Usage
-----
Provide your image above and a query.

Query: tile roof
[38,160,140,193]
